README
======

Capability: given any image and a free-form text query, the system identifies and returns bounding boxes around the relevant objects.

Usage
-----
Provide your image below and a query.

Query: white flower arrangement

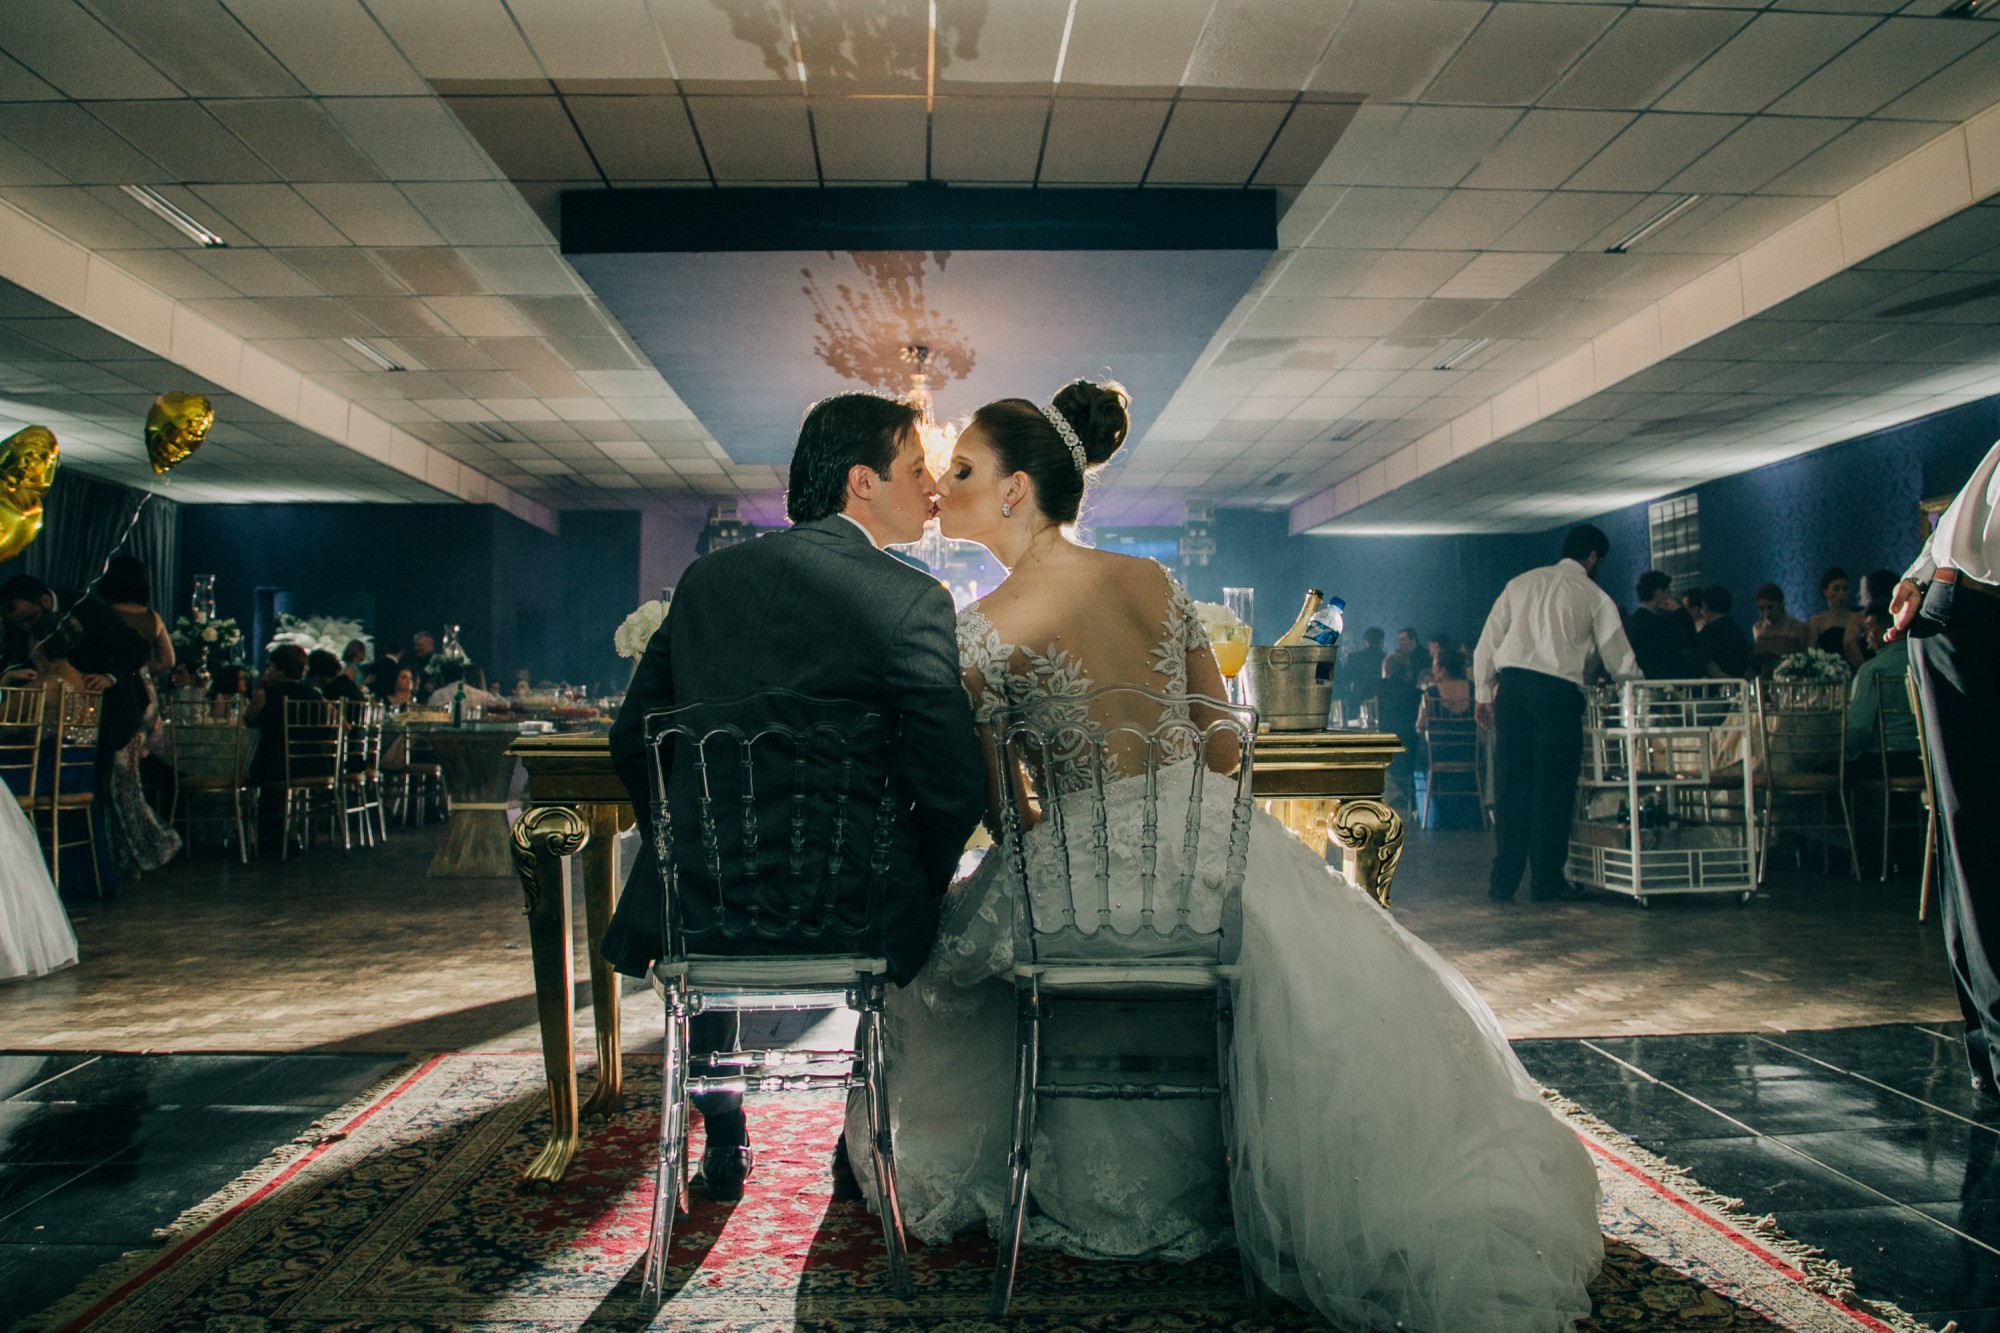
[267,613,371,659]
[614,599,671,660]
[1771,646,1849,684]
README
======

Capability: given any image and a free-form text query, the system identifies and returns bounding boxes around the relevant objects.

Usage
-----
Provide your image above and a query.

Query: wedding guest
[364,640,405,698]
[381,667,416,708]
[404,631,437,688]
[308,649,364,703]
[1681,586,1705,625]
[1888,436,2000,1096]
[1474,524,1641,902]
[207,664,248,700]
[1752,583,1809,659]
[1341,627,1386,721]
[1846,606,1916,770]
[1692,585,1751,678]
[1416,646,1473,734]
[166,662,204,702]
[1806,566,1851,654]
[1844,568,1899,668]
[1382,627,1419,683]
[92,559,180,875]
[1626,570,1696,679]
[244,645,323,786]
[1415,632,1454,689]
[97,557,174,678]
[1378,637,1422,801]
[0,575,151,799]
[341,638,369,683]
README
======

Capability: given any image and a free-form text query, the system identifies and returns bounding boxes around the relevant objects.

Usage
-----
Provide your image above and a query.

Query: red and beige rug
[17,1052,1938,1333]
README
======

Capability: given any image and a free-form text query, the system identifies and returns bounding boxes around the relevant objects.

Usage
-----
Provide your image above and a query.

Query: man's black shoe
[692,1144,755,1203]
[1531,883,1588,902]
[830,1135,864,1201]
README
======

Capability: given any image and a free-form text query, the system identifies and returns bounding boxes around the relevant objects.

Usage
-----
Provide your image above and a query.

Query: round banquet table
[410,722,536,878]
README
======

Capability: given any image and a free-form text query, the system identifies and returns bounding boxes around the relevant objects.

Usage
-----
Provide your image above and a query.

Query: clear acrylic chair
[165,697,256,861]
[1420,710,1481,830]
[638,690,915,1309]
[338,701,388,848]
[986,684,1258,1316]
[1848,673,1926,883]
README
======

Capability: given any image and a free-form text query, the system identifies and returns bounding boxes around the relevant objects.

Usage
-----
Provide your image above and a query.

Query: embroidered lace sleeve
[955,604,1013,725]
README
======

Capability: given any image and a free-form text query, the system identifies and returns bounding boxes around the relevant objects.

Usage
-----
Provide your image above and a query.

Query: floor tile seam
[0,1056,102,1104]
[1580,1040,2000,1259]
[0,1164,94,1225]
[1753,1033,2000,1136]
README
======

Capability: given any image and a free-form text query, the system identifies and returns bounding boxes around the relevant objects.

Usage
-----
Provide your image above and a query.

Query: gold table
[505,729,1405,1184]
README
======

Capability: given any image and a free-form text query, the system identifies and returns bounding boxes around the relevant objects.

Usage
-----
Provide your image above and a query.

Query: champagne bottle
[1274,589,1325,646]
[451,679,466,725]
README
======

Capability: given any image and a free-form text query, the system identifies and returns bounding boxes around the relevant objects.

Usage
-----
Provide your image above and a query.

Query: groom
[600,391,986,1202]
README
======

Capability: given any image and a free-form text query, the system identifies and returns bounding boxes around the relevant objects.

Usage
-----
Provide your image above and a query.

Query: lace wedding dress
[846,563,1603,1332]
[0,773,77,980]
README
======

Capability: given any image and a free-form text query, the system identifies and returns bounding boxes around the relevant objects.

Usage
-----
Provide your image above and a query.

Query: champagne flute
[1219,588,1255,704]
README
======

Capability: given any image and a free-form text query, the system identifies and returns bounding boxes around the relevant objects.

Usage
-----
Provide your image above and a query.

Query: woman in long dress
[0,769,77,980]
[847,381,1604,1332]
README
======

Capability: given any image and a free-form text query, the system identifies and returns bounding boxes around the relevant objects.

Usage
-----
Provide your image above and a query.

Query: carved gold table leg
[1333,799,1406,908]
[578,803,626,1121]
[511,804,589,1185]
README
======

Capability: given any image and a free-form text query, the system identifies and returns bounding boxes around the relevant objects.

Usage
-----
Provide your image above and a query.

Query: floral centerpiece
[614,597,671,660]
[169,612,243,669]
[267,613,370,660]
[1771,647,1849,685]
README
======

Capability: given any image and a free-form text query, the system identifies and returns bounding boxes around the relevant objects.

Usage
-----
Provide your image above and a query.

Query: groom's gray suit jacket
[600,514,986,985]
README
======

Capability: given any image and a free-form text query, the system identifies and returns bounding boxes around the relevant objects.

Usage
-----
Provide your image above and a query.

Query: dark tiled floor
[0,1050,405,1326]
[1519,1022,2000,1332]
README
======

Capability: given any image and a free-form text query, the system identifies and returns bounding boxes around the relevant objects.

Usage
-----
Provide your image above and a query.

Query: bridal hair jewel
[1040,404,1088,475]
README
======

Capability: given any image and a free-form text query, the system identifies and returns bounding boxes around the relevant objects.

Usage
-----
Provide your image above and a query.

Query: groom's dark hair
[786,392,921,525]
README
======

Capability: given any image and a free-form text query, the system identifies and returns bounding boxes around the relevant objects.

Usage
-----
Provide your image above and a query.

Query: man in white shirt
[1474,525,1642,902]
[1887,438,2000,1098]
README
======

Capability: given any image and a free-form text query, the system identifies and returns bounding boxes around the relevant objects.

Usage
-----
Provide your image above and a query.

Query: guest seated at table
[1416,647,1472,733]
[1805,566,1851,655]
[308,649,364,704]
[1415,632,1456,689]
[1626,570,1696,678]
[341,638,369,686]
[1750,582,1809,675]
[1846,605,1918,774]
[363,641,405,699]
[1843,569,1898,669]
[244,645,324,786]
[1692,586,1751,678]
[381,667,417,709]
[424,661,504,711]
[207,664,248,701]
[166,662,204,702]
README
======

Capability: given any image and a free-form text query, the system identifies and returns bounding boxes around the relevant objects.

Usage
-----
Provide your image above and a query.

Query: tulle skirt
[849,767,1603,1332]
[0,776,77,981]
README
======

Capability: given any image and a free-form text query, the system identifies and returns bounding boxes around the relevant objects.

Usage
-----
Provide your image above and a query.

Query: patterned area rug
[17,1053,1937,1333]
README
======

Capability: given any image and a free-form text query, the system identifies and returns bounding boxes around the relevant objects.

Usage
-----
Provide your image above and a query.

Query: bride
[0,771,77,980]
[844,380,1604,1331]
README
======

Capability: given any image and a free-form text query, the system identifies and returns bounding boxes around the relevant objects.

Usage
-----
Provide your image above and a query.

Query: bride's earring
[1001,501,1013,518]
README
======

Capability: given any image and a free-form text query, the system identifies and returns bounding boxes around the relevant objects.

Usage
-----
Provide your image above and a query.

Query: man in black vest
[601,392,985,1199]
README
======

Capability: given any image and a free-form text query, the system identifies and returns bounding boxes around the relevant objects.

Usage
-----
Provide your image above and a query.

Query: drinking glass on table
[1214,588,1255,704]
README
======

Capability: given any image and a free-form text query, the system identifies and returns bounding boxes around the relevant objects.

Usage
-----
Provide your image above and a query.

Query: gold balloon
[146,392,214,475]
[0,425,58,564]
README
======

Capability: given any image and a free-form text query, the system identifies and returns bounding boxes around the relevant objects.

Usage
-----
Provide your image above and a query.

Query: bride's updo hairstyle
[970,379,1130,525]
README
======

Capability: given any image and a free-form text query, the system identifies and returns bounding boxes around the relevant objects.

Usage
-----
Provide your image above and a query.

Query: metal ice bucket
[1241,644,1340,731]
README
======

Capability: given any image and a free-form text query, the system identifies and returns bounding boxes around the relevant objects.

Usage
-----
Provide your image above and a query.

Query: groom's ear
[845,461,880,506]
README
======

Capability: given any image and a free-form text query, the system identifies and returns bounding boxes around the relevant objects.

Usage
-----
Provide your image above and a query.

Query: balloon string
[85,492,152,596]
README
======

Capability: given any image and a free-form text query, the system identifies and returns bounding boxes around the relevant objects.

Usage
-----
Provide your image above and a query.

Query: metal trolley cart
[1567,678,1757,907]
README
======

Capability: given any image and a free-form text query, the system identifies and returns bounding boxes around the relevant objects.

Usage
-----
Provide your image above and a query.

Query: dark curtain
[0,470,179,611]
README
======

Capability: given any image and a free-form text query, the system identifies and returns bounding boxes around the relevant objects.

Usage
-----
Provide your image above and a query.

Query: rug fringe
[16,1057,427,1333]
[1544,1089,1952,1333]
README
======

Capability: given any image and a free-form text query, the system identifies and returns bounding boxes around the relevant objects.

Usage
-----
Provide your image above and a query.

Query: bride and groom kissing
[599,383,1606,1332]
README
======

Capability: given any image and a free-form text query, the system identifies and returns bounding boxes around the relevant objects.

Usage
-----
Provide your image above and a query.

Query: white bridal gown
[846,566,1603,1333]
[0,774,77,980]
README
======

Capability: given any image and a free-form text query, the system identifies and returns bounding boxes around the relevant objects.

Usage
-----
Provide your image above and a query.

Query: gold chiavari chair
[277,697,347,859]
[165,696,256,862]
[28,685,103,896]
[0,685,47,813]
[339,700,387,848]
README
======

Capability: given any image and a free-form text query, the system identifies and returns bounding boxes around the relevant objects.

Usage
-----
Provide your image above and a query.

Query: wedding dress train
[846,567,1603,1332]
[0,774,77,981]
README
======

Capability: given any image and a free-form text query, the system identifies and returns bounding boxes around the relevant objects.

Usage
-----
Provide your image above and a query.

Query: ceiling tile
[1434,252,1562,299]
[1147,99,1289,184]
[442,95,601,181]
[0,185,175,250]
[933,0,1066,85]
[810,98,927,181]
[649,0,799,89]
[1655,13,1876,115]
[86,100,276,183]
[0,103,167,185]
[85,0,307,98]
[96,247,237,300]
[684,95,818,180]
[399,181,551,244]
[930,96,1046,180]
[0,1,181,100]
[327,97,498,181]
[1302,187,1448,248]
[508,0,675,79]
[1461,110,1632,190]
[1564,113,1743,192]
[1541,9,1749,111]
[1767,17,1994,118]
[1349,250,1475,299]
[1665,116,1852,194]
[1350,105,1519,186]
[0,51,61,101]
[295,183,444,246]
[277,247,410,297]
[566,94,708,180]
[187,183,345,245]
[1310,0,1487,103]
[1759,117,1957,197]
[368,0,544,79]
[1877,32,2000,123]
[1401,188,1542,248]
[457,247,583,296]
[792,0,927,93]
[204,99,385,182]
[1424,5,1619,107]
[1039,98,1169,181]
[1184,0,1348,91]
[219,0,429,95]
[186,248,325,297]
[1062,0,1212,88]
[1252,100,1359,187]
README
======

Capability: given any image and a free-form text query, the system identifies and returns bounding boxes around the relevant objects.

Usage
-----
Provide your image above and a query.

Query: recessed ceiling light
[341,337,405,372]
[120,185,226,247]
[1435,338,1492,371]
[1606,194,1704,254]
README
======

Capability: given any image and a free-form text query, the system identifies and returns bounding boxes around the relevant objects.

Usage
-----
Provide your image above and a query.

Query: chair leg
[1918,806,1937,922]
[1214,988,1267,1317]
[84,807,99,893]
[47,802,60,897]
[990,979,1042,1317]
[858,979,912,1298]
[641,989,691,1310]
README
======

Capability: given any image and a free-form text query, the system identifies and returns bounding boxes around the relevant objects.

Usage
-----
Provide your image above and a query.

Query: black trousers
[1490,667,1585,900]
[1912,591,2000,1083]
